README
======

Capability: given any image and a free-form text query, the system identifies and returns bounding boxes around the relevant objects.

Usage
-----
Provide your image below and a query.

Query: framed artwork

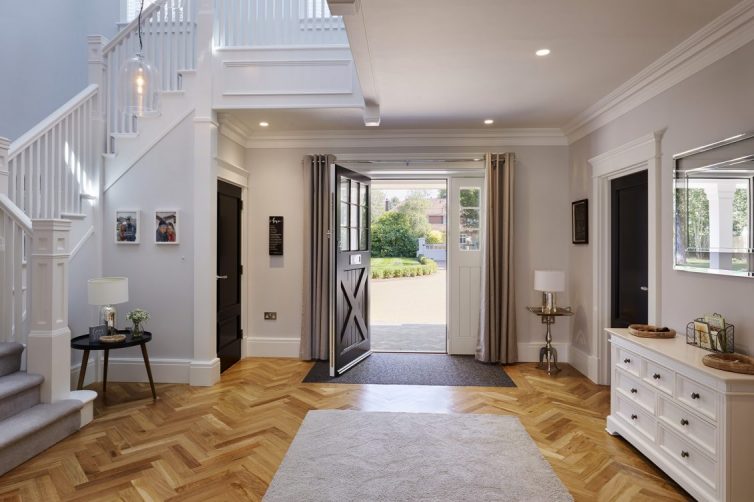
[155,210,179,244]
[115,210,140,244]
[572,199,588,244]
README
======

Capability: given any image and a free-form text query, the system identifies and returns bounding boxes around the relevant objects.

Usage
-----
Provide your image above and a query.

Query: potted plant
[126,308,150,337]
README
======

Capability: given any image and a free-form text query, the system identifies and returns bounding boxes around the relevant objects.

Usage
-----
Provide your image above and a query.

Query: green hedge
[371,256,437,279]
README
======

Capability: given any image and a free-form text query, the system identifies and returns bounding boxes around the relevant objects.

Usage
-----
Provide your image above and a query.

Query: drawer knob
[630,388,638,394]
[680,418,689,426]
[630,414,638,420]
[652,373,661,380]
[681,451,689,458]
[623,358,631,364]
[691,392,700,400]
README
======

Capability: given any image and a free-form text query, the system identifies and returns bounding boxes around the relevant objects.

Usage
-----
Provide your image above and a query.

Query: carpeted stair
[0,342,83,476]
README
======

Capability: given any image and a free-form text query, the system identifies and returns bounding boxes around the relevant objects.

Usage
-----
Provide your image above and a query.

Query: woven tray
[627,324,676,338]
[703,353,754,374]
[99,334,126,343]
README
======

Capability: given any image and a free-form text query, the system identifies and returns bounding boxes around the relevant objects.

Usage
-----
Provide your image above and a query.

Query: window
[459,188,480,250]
[339,179,369,252]
[428,215,444,225]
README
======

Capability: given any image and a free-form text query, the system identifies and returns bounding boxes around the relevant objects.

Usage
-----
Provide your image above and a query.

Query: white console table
[606,328,754,502]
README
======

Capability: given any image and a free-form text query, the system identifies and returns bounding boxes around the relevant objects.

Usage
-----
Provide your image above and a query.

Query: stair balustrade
[103,0,197,150]
[214,0,346,48]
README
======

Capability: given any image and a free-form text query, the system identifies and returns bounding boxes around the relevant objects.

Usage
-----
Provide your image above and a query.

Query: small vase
[132,322,144,337]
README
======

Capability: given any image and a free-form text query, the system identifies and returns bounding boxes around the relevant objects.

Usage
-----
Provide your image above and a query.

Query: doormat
[263,411,571,501]
[302,353,515,387]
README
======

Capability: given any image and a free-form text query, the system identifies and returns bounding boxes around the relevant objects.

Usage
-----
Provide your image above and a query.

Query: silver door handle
[217,275,228,280]
[640,286,648,291]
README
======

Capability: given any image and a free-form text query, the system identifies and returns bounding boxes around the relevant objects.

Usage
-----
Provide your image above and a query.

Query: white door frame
[216,157,251,358]
[588,131,663,385]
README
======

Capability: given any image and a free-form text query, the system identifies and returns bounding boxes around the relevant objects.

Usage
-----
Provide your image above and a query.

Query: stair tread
[0,372,43,401]
[0,400,83,450]
[0,343,24,359]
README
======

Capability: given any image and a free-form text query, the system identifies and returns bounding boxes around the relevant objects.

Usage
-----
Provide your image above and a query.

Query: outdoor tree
[371,211,418,258]
[371,188,387,221]
[733,187,749,238]
[426,230,444,244]
[396,191,432,239]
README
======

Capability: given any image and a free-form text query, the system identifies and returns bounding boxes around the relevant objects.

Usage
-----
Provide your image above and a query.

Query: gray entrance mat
[263,410,572,501]
[303,353,515,387]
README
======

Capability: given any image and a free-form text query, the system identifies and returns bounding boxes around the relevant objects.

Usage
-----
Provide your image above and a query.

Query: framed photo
[115,210,140,244]
[572,199,588,244]
[155,210,179,244]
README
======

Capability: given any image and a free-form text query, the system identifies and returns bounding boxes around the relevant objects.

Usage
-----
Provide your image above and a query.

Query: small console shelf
[606,328,754,501]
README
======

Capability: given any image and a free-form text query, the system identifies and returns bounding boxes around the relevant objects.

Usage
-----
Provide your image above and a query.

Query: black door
[611,170,648,328]
[332,165,371,375]
[217,180,243,372]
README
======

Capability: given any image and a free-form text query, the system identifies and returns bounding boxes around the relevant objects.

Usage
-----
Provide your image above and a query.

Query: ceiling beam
[329,0,381,127]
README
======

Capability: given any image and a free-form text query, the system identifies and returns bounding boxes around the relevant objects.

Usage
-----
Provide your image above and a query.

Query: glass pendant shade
[118,52,160,117]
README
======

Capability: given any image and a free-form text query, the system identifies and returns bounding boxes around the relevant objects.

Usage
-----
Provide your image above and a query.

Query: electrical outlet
[264,312,277,320]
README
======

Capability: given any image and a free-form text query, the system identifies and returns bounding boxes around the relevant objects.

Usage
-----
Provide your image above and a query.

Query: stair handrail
[103,0,168,55]
[8,85,98,158]
[0,194,32,235]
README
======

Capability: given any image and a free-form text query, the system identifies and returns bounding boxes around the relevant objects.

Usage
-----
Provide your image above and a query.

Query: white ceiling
[228,0,739,132]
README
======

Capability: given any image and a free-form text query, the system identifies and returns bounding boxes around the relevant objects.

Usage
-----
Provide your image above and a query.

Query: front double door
[330,165,372,376]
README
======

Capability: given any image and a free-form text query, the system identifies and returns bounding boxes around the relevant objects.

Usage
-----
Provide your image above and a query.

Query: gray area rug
[264,410,573,502]
[303,353,515,387]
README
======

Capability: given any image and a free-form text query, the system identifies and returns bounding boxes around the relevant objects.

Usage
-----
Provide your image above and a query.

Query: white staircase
[0,0,359,475]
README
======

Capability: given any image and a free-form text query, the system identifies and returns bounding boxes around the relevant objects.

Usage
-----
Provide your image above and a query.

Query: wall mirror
[674,133,754,277]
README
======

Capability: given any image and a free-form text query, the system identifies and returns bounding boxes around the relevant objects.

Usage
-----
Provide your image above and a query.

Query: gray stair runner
[0,343,23,377]
[0,343,84,476]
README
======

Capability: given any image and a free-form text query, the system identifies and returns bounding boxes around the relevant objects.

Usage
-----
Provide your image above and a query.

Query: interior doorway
[217,180,243,372]
[369,180,448,353]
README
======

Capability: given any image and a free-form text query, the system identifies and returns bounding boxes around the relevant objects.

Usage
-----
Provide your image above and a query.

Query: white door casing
[589,131,663,385]
[447,176,485,355]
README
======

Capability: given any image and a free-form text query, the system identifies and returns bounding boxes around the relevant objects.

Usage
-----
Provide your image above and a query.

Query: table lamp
[88,277,129,331]
[534,270,565,314]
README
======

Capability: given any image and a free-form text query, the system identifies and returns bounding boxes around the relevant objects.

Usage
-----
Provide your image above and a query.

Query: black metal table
[71,330,156,400]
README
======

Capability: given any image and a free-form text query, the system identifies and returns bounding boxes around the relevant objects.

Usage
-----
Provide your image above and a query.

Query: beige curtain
[300,154,335,360]
[477,153,517,364]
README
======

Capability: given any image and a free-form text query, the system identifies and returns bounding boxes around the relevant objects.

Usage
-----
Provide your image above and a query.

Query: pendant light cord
[138,0,144,52]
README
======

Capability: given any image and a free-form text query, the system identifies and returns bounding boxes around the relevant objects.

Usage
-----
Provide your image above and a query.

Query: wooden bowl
[627,324,676,339]
[703,353,754,374]
[99,334,126,343]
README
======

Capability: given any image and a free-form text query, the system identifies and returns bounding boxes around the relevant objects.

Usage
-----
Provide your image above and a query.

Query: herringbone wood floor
[0,360,690,501]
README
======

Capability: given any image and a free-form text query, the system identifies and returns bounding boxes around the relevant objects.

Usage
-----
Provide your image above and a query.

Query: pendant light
[119,0,161,117]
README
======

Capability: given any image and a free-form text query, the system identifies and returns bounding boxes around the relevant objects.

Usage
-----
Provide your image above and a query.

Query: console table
[71,330,156,400]
[606,328,754,501]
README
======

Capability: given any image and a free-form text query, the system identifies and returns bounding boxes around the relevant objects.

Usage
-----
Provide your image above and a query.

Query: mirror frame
[673,131,754,278]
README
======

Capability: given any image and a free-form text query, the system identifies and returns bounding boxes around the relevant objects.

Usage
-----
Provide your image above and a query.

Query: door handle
[640,286,648,291]
[217,275,228,280]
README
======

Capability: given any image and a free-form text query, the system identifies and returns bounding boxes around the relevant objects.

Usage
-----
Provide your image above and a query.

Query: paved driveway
[370,265,446,352]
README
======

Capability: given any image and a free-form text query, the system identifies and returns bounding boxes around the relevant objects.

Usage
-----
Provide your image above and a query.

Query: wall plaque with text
[269,216,284,255]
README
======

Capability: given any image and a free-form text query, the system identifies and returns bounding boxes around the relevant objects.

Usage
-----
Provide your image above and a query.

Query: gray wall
[102,114,195,362]
[0,0,119,140]
[569,39,754,358]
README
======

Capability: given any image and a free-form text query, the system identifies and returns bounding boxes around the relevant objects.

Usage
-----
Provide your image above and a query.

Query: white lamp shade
[534,270,565,292]
[88,277,129,306]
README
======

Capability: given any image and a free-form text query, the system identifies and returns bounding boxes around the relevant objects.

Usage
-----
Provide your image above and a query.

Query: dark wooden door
[611,170,648,328]
[217,180,243,372]
[332,165,371,375]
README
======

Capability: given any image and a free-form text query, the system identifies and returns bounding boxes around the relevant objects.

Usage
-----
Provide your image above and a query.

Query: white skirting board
[71,357,193,385]
[245,337,300,358]
[569,344,600,383]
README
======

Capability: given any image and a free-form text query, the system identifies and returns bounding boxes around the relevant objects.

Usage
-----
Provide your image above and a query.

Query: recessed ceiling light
[365,121,380,127]
[259,121,269,127]
[484,119,494,125]
[536,49,551,57]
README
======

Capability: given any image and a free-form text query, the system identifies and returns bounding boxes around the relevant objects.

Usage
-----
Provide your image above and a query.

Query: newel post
[0,136,9,195]
[26,219,72,404]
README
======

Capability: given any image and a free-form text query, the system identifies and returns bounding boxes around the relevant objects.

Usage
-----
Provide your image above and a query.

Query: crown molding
[564,0,754,144]
[239,128,567,149]
[217,113,252,147]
